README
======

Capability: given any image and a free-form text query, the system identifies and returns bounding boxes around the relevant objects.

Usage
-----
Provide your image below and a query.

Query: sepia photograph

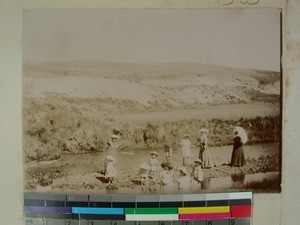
[23,8,281,194]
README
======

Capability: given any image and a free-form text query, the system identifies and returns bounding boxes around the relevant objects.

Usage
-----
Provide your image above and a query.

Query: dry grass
[23,96,280,162]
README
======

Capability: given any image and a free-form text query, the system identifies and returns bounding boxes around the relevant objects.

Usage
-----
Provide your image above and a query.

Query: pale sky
[23,8,281,72]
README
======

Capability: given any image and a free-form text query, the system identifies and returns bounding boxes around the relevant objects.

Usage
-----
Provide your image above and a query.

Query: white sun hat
[178,167,188,175]
[194,159,203,164]
[105,155,116,161]
[199,128,209,134]
[150,151,159,157]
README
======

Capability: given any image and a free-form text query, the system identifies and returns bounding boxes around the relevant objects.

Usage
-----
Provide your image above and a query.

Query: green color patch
[124,208,178,214]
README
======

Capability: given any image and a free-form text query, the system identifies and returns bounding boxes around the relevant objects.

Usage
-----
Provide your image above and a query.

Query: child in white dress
[149,151,159,192]
[159,162,174,194]
[181,134,192,167]
[105,155,116,183]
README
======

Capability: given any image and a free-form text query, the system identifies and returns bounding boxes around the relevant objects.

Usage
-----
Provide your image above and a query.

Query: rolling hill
[23,61,280,107]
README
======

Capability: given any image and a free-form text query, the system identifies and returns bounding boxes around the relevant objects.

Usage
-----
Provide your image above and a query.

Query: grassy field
[23,95,280,163]
[107,102,279,123]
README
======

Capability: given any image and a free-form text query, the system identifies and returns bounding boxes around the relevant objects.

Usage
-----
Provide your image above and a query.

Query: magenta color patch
[179,212,232,220]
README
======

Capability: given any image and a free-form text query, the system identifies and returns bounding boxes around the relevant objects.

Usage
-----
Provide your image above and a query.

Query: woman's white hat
[199,128,209,134]
[178,167,188,175]
[105,155,116,161]
[194,159,203,164]
[150,151,159,157]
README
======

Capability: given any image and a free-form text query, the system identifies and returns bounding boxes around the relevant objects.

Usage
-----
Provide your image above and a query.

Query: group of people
[181,128,212,169]
[139,151,204,193]
[103,126,247,192]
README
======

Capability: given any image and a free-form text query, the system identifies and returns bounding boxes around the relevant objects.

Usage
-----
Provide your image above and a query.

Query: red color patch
[231,205,252,218]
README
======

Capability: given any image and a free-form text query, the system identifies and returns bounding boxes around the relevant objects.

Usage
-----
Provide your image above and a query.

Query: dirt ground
[24,142,280,194]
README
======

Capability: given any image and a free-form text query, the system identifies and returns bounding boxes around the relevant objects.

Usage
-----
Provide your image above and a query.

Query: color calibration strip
[24,192,252,225]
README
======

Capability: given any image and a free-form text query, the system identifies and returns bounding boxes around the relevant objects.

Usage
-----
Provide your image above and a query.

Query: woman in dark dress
[230,127,246,167]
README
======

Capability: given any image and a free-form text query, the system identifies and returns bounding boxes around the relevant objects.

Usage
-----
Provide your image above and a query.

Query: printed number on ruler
[230,219,236,225]
[67,220,84,225]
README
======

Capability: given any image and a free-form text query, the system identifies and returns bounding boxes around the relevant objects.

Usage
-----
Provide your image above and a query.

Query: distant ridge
[23,61,280,106]
[23,61,279,80]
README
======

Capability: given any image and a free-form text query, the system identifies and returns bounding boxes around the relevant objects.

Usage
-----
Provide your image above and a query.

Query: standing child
[181,134,192,167]
[177,167,191,193]
[164,145,173,163]
[149,151,159,176]
[191,159,204,190]
[104,134,119,178]
[159,162,174,194]
[149,151,159,192]
[139,163,150,193]
[106,134,119,159]
[105,155,117,184]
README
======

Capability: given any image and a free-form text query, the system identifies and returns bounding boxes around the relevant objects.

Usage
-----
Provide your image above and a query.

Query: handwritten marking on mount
[217,0,260,5]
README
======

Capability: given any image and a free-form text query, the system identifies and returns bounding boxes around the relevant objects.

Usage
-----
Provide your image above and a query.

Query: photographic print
[23,8,281,194]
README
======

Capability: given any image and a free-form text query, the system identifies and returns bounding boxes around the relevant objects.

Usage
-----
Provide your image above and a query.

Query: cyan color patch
[71,207,123,215]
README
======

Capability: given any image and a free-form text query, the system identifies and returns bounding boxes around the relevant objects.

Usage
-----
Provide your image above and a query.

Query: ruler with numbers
[24,192,252,225]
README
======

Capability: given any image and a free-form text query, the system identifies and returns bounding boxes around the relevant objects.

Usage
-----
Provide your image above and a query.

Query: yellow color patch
[178,206,230,214]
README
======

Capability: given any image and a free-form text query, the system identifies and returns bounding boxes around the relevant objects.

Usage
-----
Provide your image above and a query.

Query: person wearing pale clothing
[198,128,212,169]
[159,161,174,194]
[181,134,193,167]
[106,134,119,159]
[105,155,116,183]
[104,134,119,180]
[149,151,159,192]
[149,151,159,175]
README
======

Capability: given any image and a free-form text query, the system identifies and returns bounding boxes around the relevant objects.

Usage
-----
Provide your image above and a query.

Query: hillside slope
[23,61,280,106]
